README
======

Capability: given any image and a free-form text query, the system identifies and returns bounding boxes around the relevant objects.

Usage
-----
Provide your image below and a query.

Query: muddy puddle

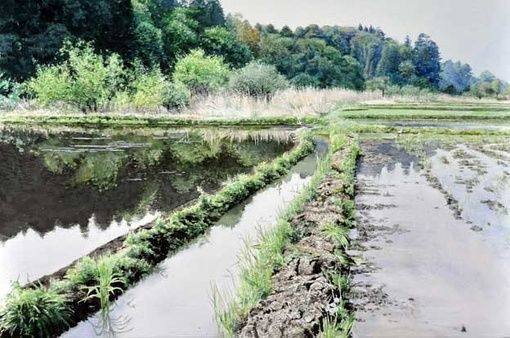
[352,118,510,131]
[351,139,510,337]
[0,126,295,299]
[61,144,322,337]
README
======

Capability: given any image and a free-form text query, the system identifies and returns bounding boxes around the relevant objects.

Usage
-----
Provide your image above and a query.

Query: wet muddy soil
[239,177,350,336]
[350,140,510,337]
[62,150,319,337]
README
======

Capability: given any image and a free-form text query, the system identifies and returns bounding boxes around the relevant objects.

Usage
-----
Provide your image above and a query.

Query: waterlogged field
[64,149,321,337]
[2,101,510,337]
[351,134,510,336]
[0,126,295,299]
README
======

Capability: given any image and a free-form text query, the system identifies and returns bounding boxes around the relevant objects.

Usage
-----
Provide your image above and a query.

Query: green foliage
[0,73,22,109]
[259,35,365,90]
[0,0,135,80]
[173,49,230,94]
[27,42,128,110]
[201,27,253,68]
[228,62,288,98]
[130,68,187,109]
[80,256,126,314]
[0,283,70,337]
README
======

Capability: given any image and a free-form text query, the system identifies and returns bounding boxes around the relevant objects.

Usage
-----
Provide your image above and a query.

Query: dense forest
[0,0,508,110]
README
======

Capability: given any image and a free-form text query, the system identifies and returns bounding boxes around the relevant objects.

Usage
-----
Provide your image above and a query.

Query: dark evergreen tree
[413,33,441,87]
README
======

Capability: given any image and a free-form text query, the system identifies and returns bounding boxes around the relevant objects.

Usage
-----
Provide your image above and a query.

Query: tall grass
[0,283,71,337]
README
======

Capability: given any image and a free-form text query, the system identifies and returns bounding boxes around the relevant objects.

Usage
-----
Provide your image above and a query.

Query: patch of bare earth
[238,151,353,337]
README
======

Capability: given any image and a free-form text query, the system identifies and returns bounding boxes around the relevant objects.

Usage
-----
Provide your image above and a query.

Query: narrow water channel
[62,148,321,337]
[351,140,510,337]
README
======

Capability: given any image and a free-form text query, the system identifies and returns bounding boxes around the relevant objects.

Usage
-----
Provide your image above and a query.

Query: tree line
[0,0,508,106]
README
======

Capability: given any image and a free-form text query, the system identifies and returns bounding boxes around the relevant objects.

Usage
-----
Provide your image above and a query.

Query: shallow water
[0,126,294,298]
[351,140,510,337]
[353,118,510,131]
[62,149,319,337]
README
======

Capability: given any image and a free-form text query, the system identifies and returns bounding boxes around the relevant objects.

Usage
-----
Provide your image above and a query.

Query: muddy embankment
[238,144,357,336]
[350,139,510,337]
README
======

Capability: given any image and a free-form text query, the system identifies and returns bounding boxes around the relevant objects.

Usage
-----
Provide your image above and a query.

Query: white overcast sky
[220,0,510,81]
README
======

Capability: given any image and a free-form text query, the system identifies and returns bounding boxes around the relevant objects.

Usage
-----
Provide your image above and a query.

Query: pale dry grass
[181,88,384,119]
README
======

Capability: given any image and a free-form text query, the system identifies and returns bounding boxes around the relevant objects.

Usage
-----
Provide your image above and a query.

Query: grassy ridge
[340,104,510,120]
[0,114,320,129]
[0,133,315,337]
[216,132,360,336]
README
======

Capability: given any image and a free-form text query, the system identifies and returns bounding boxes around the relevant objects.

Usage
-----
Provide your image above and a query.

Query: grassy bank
[215,132,360,336]
[0,132,314,337]
[0,114,320,129]
[340,103,510,120]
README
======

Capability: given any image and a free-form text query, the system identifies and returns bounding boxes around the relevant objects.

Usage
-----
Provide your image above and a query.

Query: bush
[173,49,230,94]
[130,68,172,109]
[27,41,128,111]
[0,73,22,109]
[112,68,191,110]
[0,283,70,336]
[228,62,288,98]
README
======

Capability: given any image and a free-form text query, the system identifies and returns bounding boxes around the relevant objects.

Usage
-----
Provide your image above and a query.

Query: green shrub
[130,68,172,109]
[173,49,230,94]
[166,81,191,108]
[0,283,70,336]
[0,73,22,109]
[27,41,128,110]
[228,62,288,98]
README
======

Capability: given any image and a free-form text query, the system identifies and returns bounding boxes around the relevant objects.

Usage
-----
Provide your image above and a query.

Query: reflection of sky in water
[429,144,510,229]
[0,213,158,301]
[63,154,317,337]
[0,127,294,300]
[354,141,510,336]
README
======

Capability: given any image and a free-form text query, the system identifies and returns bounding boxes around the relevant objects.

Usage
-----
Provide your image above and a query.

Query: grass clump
[0,283,71,337]
[80,257,126,315]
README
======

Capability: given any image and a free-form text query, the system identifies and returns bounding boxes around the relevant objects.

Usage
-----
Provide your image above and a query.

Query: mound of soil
[239,170,352,337]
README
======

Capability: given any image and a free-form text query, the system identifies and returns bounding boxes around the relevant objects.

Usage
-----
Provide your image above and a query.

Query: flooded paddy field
[0,125,296,299]
[351,134,510,336]
[349,118,510,132]
[62,143,322,337]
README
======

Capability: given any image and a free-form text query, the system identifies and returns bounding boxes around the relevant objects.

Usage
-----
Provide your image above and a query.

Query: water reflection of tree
[0,128,294,241]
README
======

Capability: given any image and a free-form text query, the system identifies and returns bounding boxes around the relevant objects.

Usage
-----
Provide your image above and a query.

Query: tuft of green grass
[0,283,71,337]
[322,222,350,248]
[80,256,126,315]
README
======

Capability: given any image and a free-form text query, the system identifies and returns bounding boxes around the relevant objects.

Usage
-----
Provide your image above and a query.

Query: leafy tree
[161,6,200,65]
[376,41,402,84]
[188,0,225,27]
[228,62,288,98]
[201,27,253,68]
[439,60,473,94]
[366,76,390,96]
[226,14,262,55]
[173,49,230,94]
[350,31,384,78]
[132,0,165,67]
[413,33,441,87]
[27,42,127,110]
[0,0,135,80]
